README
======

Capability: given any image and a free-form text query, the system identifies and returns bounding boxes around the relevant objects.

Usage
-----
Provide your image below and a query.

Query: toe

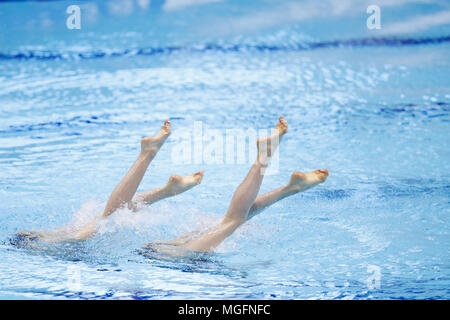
[315,169,329,181]
[194,171,204,183]
[162,119,171,132]
[278,116,288,132]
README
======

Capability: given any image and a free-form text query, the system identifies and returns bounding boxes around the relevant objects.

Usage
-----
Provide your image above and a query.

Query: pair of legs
[172,116,328,252]
[15,120,203,243]
[15,117,328,253]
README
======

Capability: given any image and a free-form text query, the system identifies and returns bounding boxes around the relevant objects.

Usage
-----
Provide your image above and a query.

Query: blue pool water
[0,0,449,299]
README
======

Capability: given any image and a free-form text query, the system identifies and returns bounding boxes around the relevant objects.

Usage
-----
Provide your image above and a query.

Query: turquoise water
[0,0,449,299]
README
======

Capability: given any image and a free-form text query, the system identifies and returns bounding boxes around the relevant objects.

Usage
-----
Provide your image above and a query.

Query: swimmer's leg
[247,169,329,220]
[101,120,171,218]
[11,120,172,243]
[130,171,204,210]
[55,120,171,240]
[148,231,199,247]
[182,116,288,252]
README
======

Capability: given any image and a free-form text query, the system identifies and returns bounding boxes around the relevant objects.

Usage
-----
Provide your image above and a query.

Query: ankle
[159,184,173,197]
[139,149,156,158]
[284,184,301,194]
[255,157,270,168]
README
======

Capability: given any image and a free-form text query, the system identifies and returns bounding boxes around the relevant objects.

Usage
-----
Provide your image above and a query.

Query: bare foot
[141,119,171,153]
[257,116,288,166]
[165,171,204,196]
[287,169,329,192]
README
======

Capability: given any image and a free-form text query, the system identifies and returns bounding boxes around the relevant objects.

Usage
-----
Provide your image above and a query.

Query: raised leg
[247,169,329,220]
[75,171,203,240]
[151,169,328,248]
[182,116,288,252]
[101,120,171,218]
[130,171,204,210]
[13,120,172,244]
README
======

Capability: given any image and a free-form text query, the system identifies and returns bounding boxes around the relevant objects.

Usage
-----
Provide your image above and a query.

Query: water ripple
[1,36,449,61]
